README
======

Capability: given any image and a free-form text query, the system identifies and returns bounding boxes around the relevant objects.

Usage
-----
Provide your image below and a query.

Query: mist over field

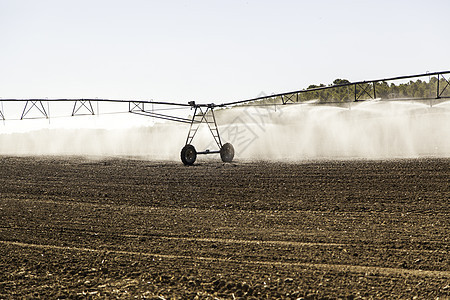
[0,100,449,161]
[217,100,450,160]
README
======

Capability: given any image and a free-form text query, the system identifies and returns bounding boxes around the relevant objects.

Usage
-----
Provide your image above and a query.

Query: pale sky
[1,0,449,103]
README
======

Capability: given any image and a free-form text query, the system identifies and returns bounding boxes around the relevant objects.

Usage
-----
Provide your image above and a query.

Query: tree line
[249,76,448,105]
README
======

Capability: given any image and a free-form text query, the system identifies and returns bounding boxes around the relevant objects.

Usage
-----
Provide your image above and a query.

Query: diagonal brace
[0,102,4,120]
[437,74,450,98]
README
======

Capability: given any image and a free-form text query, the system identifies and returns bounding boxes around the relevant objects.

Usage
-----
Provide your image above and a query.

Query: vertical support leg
[373,82,377,99]
[185,106,199,145]
[206,106,222,149]
[47,101,51,124]
[437,74,440,99]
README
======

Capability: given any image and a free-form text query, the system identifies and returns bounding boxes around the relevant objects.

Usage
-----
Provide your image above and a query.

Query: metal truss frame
[437,73,450,98]
[2,70,449,121]
[21,100,48,120]
[129,101,145,113]
[128,100,195,123]
[280,93,298,104]
[354,82,376,101]
[72,100,95,116]
[1,70,449,164]
[185,103,222,151]
[227,70,450,106]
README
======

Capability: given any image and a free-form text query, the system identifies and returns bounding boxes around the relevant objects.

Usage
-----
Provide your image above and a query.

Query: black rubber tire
[181,144,197,165]
[220,143,234,163]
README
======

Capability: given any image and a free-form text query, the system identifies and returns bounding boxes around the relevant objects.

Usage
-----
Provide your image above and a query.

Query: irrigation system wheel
[181,144,197,165]
[220,143,235,163]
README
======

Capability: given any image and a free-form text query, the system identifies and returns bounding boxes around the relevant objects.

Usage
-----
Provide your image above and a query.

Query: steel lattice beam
[1,70,449,115]
[224,70,450,106]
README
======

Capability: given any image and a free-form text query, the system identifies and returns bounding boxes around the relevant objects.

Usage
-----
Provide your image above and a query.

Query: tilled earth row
[0,156,449,299]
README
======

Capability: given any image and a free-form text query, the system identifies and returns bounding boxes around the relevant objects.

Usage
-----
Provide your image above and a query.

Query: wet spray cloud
[216,100,450,160]
[0,100,449,161]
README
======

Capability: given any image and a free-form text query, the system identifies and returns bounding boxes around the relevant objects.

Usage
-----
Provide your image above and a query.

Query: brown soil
[0,156,449,299]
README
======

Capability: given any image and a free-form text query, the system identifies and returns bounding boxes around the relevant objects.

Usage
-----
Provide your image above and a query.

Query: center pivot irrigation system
[1,71,450,165]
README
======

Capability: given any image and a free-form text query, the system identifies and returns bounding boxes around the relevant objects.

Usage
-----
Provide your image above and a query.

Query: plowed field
[0,157,449,299]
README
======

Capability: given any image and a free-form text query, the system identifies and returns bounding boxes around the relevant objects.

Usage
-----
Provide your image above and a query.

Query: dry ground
[0,156,449,299]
